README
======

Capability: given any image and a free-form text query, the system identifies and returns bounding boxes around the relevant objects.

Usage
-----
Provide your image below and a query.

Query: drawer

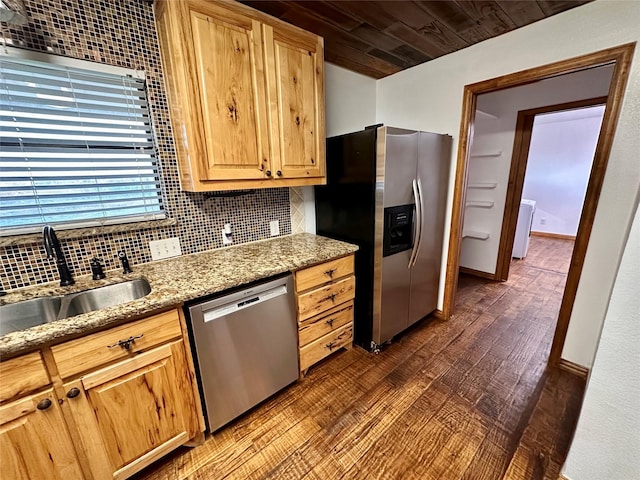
[300,323,353,372]
[0,351,49,403]
[299,301,353,347]
[297,275,355,321]
[51,309,183,379]
[294,255,354,292]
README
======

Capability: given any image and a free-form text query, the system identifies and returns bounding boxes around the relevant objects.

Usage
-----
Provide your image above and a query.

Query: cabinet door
[190,7,271,180]
[64,341,199,479]
[264,23,325,179]
[0,389,84,480]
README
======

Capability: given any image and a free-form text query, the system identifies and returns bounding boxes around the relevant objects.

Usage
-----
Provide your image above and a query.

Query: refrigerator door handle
[412,177,426,267]
[409,178,422,268]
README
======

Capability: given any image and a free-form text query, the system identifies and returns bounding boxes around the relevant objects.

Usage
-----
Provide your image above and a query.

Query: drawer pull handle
[108,334,144,351]
[327,293,337,303]
[325,268,336,278]
[325,341,336,351]
[326,318,336,327]
[36,398,52,411]
[66,387,81,399]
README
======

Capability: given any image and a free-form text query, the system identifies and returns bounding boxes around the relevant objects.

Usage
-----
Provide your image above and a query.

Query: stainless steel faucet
[43,225,75,286]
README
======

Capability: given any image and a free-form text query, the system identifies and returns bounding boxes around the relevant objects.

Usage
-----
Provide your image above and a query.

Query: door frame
[494,96,609,282]
[441,43,635,366]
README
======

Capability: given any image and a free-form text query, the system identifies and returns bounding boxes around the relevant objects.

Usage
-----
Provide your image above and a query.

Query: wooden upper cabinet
[265,23,325,180]
[190,10,270,181]
[155,0,326,191]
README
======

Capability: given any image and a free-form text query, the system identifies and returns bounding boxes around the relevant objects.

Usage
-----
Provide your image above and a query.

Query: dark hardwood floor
[136,236,585,480]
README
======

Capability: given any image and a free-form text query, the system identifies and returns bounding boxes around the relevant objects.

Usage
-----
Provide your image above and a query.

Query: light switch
[149,237,182,260]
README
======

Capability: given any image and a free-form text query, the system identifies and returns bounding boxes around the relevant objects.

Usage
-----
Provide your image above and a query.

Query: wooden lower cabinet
[294,255,355,374]
[63,340,201,479]
[300,321,354,372]
[0,308,204,480]
[0,388,84,479]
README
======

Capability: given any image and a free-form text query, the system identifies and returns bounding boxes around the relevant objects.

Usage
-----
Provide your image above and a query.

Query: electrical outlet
[222,223,233,245]
[149,237,182,260]
[269,220,280,237]
[540,218,547,225]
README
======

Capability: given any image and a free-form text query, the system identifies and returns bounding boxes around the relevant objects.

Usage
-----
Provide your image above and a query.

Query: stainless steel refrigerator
[315,125,451,352]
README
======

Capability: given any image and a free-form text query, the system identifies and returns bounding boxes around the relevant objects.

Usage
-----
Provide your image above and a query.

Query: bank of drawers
[294,255,355,373]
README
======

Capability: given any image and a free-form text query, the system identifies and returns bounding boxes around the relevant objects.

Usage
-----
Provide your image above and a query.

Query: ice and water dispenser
[383,204,414,257]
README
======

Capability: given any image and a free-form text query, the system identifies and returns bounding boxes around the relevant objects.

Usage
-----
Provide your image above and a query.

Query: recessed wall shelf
[463,230,490,240]
[470,150,502,158]
[466,200,495,208]
[476,109,498,119]
[468,182,498,189]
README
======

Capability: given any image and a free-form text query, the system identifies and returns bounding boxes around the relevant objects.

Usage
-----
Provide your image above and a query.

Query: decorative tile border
[0,0,294,290]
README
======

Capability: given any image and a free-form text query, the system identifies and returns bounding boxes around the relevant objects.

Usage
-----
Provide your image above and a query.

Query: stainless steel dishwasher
[186,274,298,432]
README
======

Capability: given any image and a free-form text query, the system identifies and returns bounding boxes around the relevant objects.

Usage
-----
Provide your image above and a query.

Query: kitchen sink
[0,279,151,336]
[61,279,151,318]
[0,296,63,336]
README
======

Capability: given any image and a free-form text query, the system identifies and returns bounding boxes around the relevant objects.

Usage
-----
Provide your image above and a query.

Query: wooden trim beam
[558,359,589,379]
[549,43,635,365]
[459,266,498,281]
[531,231,576,241]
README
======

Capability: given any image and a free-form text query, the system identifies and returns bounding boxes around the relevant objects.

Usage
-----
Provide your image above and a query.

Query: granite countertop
[0,233,358,358]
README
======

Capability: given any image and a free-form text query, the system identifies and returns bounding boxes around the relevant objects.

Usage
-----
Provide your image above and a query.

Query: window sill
[0,218,178,248]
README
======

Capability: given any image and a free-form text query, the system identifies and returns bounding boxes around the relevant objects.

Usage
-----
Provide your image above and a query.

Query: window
[0,48,165,235]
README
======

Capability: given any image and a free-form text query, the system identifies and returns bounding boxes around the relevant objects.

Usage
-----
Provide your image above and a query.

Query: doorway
[496,98,608,282]
[442,43,635,366]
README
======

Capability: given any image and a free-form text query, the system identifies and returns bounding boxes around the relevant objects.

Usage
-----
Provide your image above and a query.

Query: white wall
[301,63,377,234]
[461,67,612,274]
[562,200,640,480]
[324,63,377,137]
[524,107,605,237]
[376,0,640,368]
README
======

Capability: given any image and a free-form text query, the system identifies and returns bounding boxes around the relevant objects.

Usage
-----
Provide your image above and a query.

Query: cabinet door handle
[325,268,336,278]
[108,334,144,351]
[325,341,336,351]
[36,398,52,410]
[265,170,272,177]
[325,318,335,328]
[66,387,81,399]
[276,170,282,176]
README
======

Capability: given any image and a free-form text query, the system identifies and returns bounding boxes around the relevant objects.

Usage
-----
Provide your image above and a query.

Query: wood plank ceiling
[239,0,592,79]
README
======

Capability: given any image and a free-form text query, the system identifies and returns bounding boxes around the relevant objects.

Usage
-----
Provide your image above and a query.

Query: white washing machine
[512,199,536,259]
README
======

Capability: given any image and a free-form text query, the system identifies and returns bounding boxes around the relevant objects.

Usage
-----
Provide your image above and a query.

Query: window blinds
[0,56,165,235]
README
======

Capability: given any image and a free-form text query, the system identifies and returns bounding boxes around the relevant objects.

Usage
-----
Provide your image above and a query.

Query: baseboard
[559,359,589,379]
[432,309,445,321]
[531,231,576,241]
[459,266,497,280]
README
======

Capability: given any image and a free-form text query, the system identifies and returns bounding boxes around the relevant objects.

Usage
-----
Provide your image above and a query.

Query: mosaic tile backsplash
[0,0,295,290]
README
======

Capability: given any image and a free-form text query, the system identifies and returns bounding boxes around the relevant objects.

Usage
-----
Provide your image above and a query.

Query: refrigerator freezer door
[409,132,452,325]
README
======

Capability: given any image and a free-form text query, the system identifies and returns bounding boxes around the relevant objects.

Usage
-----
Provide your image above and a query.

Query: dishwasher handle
[202,283,288,322]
